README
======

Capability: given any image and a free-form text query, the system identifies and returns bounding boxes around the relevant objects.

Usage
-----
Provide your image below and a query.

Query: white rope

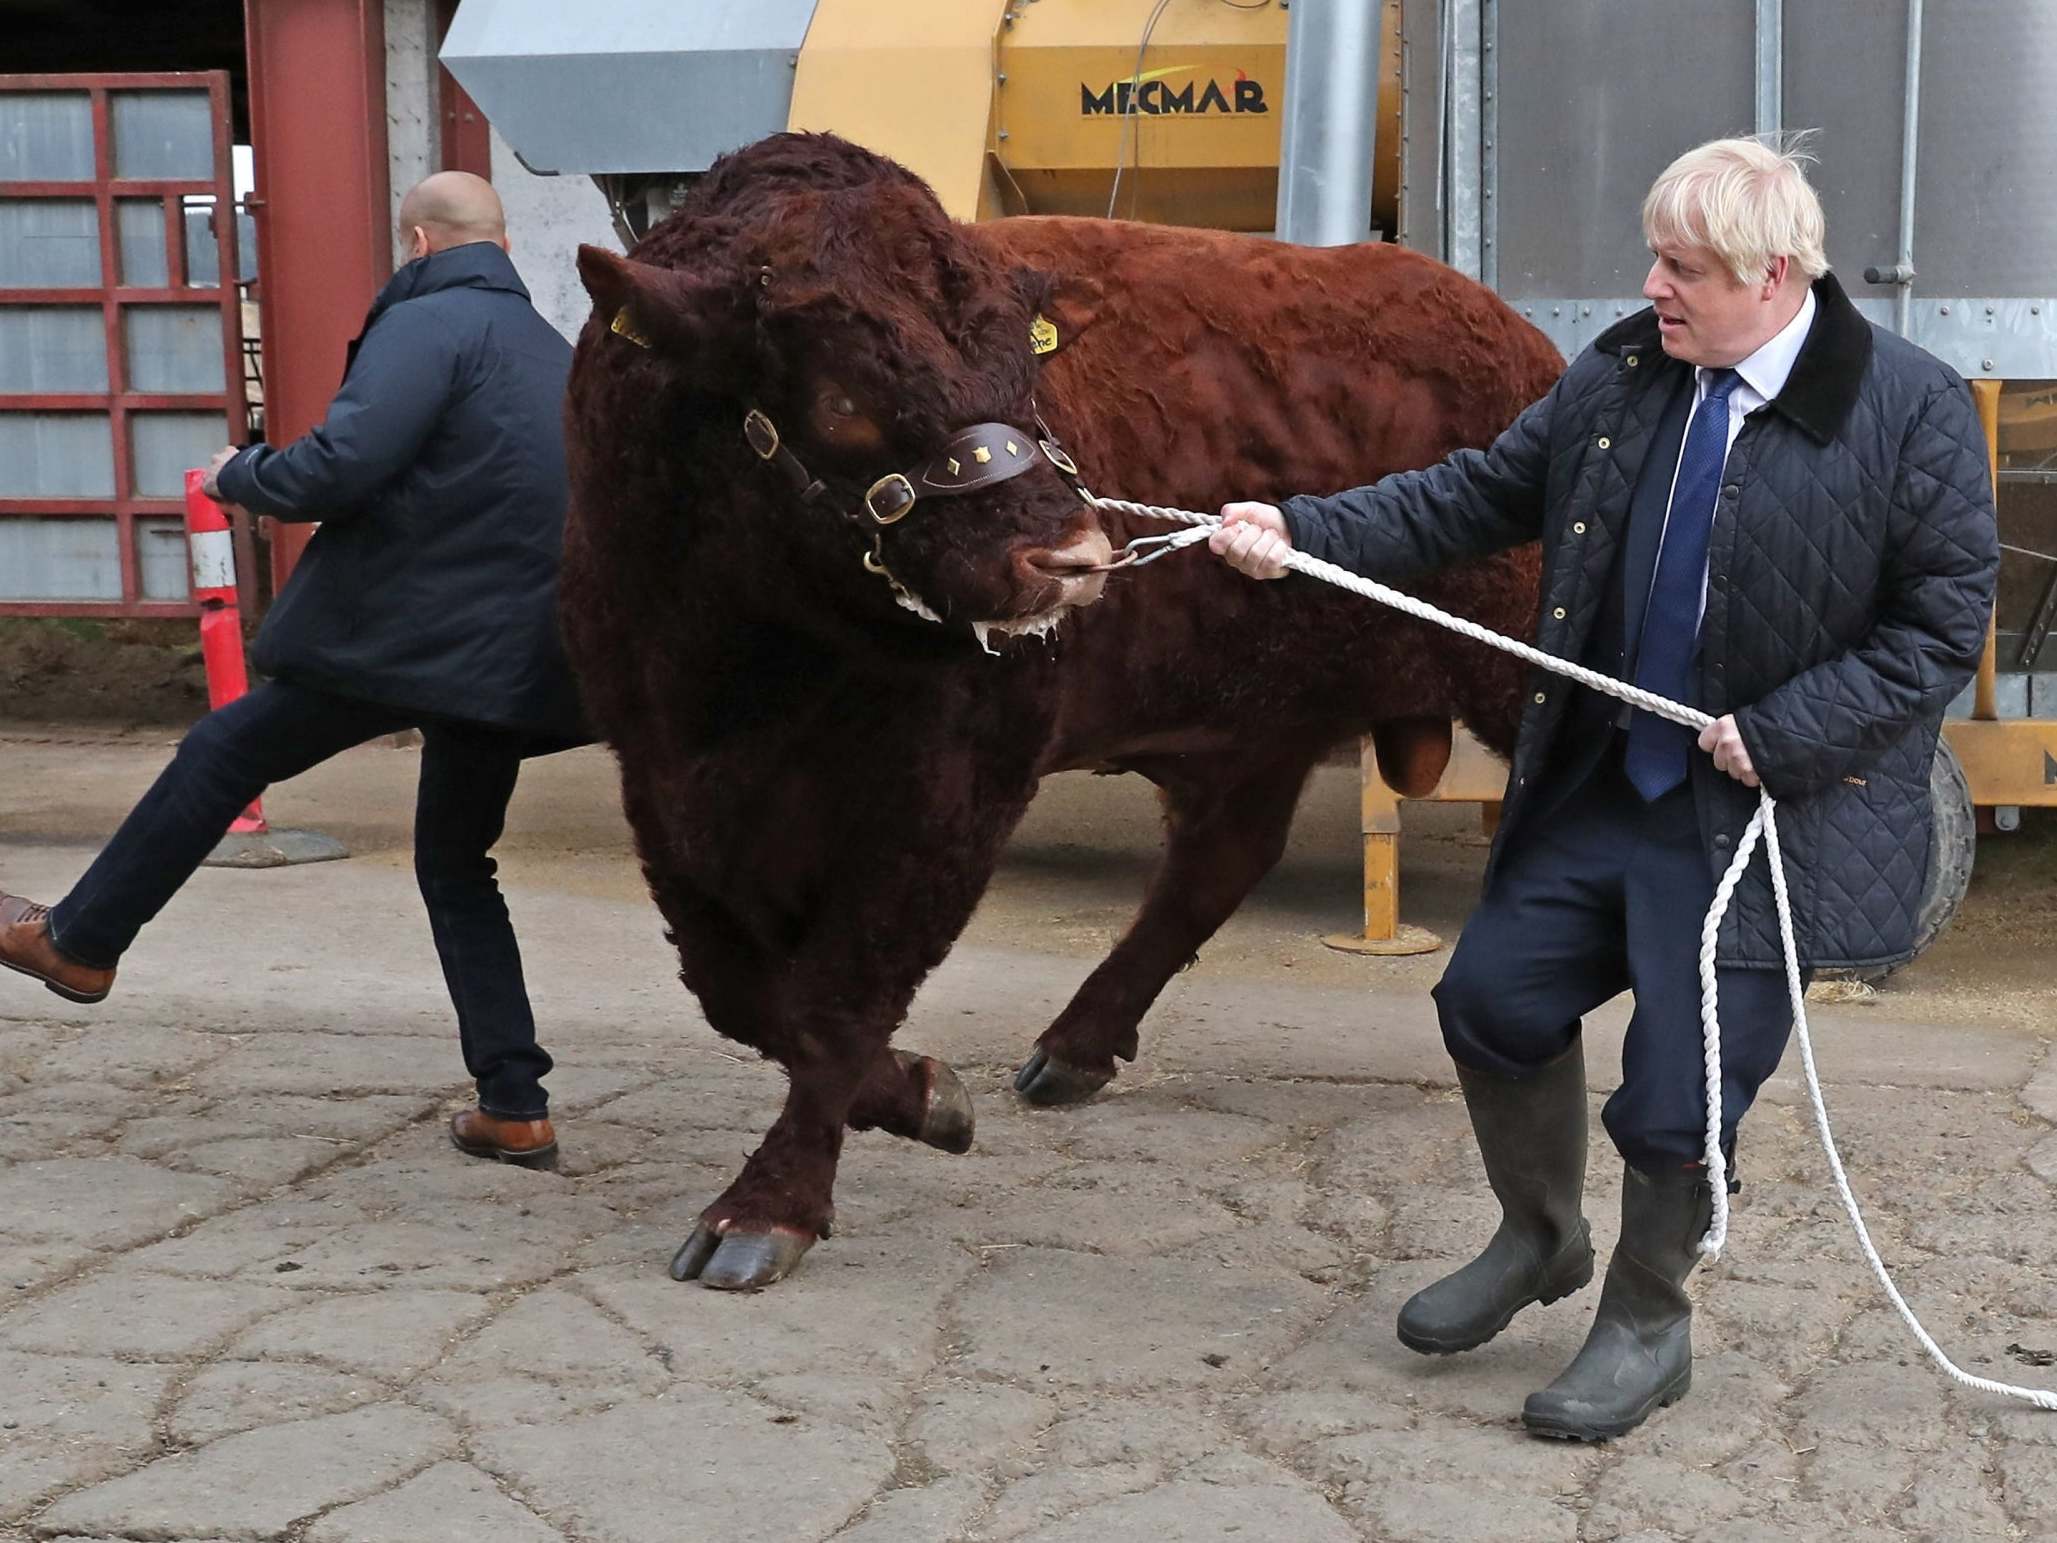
[1093,494,2057,1412]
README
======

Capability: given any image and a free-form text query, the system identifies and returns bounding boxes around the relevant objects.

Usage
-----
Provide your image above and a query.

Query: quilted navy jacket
[1280,274,1998,971]
[216,243,586,742]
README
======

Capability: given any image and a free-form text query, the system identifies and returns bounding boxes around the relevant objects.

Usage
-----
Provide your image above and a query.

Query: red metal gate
[0,70,252,616]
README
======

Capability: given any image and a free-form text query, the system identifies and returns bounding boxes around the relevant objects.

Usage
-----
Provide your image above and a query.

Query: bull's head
[573,135,1112,652]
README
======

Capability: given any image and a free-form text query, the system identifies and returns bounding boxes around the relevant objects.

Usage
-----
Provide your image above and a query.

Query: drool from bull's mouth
[969,610,1068,654]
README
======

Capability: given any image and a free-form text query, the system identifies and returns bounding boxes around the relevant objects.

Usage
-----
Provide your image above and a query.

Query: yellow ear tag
[1029,314,1059,356]
[610,307,653,349]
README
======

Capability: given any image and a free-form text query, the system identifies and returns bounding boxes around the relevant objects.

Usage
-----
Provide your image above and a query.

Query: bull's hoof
[897,1049,976,1153]
[1013,1047,1115,1106]
[669,1221,818,1290]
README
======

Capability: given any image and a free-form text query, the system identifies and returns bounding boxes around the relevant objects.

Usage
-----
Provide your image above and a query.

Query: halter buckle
[743,408,780,461]
[865,472,918,525]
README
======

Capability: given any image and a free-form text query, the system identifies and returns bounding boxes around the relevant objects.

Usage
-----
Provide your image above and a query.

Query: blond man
[1212,137,1997,1437]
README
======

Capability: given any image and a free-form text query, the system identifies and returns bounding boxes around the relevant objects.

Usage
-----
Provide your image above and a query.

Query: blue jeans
[47,680,554,1117]
[1434,745,1798,1174]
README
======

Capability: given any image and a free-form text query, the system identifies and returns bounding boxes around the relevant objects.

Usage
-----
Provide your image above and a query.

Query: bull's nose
[1026,528,1115,576]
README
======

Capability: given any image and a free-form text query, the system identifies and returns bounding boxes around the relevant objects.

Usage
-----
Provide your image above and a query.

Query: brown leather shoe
[0,893,115,1005]
[449,1107,557,1167]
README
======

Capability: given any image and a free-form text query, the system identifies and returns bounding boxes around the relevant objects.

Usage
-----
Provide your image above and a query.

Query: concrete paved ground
[0,725,2052,1542]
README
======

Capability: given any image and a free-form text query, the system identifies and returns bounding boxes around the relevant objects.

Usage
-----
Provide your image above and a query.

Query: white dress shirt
[1652,285,1818,626]
[1616,288,1817,726]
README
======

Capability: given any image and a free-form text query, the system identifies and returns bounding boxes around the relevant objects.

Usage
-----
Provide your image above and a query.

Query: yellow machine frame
[789,0,1399,232]
[1940,381,2057,811]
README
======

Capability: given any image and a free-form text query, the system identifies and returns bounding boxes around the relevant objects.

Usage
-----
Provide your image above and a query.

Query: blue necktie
[1623,368,1740,801]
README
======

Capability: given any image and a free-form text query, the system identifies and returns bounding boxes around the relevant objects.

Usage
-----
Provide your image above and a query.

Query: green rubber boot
[1522,1162,1715,1440]
[1396,1044,1594,1355]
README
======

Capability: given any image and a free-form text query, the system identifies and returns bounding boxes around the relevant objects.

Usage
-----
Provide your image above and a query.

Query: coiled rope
[1091,493,2057,1412]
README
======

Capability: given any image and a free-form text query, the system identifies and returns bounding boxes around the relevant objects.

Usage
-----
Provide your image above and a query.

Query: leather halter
[741,405,1091,527]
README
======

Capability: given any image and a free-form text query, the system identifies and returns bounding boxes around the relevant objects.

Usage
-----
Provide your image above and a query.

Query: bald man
[398,169,507,254]
[0,173,587,1168]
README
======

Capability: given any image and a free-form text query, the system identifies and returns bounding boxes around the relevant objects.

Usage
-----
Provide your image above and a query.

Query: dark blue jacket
[1281,275,1998,972]
[216,242,586,742]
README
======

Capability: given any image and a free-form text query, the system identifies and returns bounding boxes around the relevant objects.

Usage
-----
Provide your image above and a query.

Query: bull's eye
[808,385,885,455]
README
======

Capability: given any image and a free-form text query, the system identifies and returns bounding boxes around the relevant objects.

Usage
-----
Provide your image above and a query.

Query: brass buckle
[865,472,917,525]
[1038,439,1078,476]
[743,408,780,461]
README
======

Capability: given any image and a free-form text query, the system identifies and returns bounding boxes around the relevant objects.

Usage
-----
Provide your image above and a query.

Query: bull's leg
[633,724,1047,1289]
[1015,742,1325,1105]
[846,1045,976,1154]
[651,882,973,1156]
[670,1038,978,1290]
[641,913,979,1283]
[670,1025,874,1289]
[670,1031,979,1291]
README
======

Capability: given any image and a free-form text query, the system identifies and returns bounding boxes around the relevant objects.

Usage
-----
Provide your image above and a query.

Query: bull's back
[972,216,1561,513]
[971,217,1552,764]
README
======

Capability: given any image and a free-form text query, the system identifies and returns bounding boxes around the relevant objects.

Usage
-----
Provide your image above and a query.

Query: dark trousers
[46,680,554,1117]
[1434,746,1797,1173]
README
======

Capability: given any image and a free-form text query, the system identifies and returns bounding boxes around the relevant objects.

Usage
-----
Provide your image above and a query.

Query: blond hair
[1641,135,1828,286]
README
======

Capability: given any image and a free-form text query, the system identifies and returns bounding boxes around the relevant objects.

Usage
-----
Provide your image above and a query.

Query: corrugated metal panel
[1419,0,2057,373]
[1397,0,1442,259]
[134,517,191,601]
[1782,4,1905,296]
[0,413,116,497]
[109,90,213,180]
[0,92,94,180]
[439,0,820,175]
[1491,3,1753,297]
[0,200,102,286]
[0,309,109,393]
[115,199,170,286]
[125,307,226,392]
[0,518,122,601]
[128,411,227,498]
[1790,0,2057,298]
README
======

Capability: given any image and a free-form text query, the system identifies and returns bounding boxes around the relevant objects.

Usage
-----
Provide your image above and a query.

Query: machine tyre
[1907,735,1980,967]
[1826,738,1976,985]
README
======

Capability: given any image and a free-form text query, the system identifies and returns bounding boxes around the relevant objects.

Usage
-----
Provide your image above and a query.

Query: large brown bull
[564,132,1559,1289]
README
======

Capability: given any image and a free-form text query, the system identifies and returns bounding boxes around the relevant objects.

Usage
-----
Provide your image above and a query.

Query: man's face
[1642,242,1778,367]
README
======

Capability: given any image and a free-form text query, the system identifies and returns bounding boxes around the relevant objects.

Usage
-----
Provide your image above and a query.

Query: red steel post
[242,0,393,594]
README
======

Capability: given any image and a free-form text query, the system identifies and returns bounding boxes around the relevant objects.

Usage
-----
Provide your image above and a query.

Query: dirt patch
[0,617,213,727]
[1898,806,2057,1016]
[1953,807,2057,945]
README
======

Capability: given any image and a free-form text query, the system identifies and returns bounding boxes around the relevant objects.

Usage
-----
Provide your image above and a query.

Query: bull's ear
[576,245,748,370]
[1032,269,1105,349]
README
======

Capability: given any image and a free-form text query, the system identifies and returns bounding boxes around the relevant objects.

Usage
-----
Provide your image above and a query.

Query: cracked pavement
[1,727,2053,1541]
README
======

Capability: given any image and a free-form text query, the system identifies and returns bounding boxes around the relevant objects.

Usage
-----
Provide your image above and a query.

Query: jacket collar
[366,241,530,327]
[1592,271,1872,444]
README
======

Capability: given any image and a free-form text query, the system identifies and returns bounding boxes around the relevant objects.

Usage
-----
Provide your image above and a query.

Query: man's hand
[1209,501,1294,581]
[200,445,240,501]
[1698,714,1760,788]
